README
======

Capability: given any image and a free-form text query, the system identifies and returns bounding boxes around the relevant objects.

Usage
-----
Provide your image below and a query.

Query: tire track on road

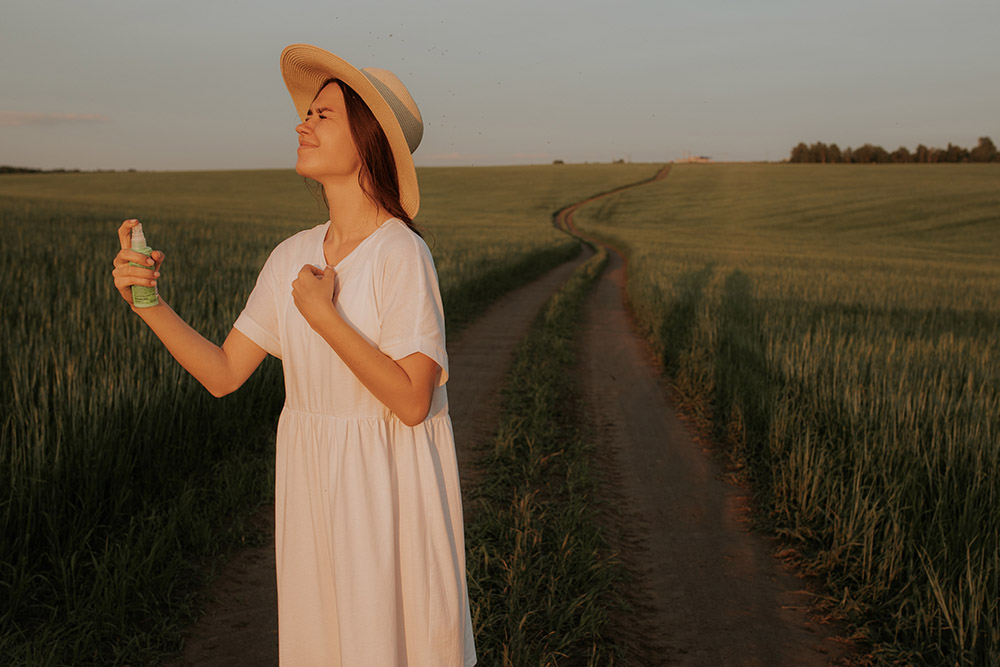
[565,167,852,665]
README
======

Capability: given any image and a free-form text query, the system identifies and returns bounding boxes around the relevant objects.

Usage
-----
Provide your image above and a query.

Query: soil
[166,170,854,665]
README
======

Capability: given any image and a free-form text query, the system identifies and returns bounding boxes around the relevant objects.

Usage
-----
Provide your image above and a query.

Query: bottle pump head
[131,223,147,250]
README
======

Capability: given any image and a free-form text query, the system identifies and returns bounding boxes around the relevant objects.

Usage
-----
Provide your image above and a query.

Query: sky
[2,0,998,171]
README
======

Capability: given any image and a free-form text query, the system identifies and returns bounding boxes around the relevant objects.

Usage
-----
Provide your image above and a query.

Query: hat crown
[360,68,423,154]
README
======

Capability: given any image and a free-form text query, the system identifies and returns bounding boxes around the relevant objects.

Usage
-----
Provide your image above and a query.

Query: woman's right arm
[112,219,267,397]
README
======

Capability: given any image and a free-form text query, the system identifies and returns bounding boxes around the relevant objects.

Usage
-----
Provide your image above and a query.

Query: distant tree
[847,144,890,164]
[0,166,43,174]
[913,144,931,163]
[944,143,970,163]
[852,143,875,163]
[842,146,854,163]
[828,143,843,163]
[891,146,913,163]
[970,136,998,162]
[789,142,810,163]
[809,141,829,163]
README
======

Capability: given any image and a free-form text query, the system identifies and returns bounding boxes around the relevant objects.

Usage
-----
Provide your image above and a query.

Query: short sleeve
[233,249,282,359]
[376,232,449,385]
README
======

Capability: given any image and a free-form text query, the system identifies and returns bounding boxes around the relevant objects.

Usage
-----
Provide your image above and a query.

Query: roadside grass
[466,246,627,665]
[0,163,658,665]
[573,163,1000,666]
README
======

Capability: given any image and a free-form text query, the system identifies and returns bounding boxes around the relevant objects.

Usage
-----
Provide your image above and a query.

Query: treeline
[788,136,999,163]
[0,166,48,174]
[0,166,137,174]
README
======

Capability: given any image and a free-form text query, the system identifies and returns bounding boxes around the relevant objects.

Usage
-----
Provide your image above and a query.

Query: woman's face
[295,82,362,184]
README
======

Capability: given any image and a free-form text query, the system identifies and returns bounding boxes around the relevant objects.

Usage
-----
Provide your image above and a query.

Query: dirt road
[563,176,850,666]
[579,249,848,665]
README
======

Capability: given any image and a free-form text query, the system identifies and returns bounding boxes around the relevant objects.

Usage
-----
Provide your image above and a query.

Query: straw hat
[280,44,423,218]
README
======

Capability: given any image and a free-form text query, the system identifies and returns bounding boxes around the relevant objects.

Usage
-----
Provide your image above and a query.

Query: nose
[297,114,316,134]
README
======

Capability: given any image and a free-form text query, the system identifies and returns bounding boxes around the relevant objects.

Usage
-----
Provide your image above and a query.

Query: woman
[112,44,477,666]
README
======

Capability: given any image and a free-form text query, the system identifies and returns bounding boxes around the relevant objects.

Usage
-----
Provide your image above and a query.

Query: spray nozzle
[131,223,147,250]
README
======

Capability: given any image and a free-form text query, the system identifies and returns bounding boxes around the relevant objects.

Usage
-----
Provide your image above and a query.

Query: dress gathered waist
[280,404,450,422]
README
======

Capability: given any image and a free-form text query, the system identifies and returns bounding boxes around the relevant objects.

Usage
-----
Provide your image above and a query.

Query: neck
[320,173,387,239]
[317,174,391,263]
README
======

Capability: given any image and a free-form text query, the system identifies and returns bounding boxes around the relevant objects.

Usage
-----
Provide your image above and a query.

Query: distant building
[677,153,712,164]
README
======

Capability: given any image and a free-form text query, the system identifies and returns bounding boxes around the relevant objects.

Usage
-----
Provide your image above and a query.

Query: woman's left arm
[292,264,439,426]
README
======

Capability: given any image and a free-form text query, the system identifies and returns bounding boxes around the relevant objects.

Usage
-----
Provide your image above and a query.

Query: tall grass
[1,202,283,665]
[0,163,657,664]
[574,163,1000,666]
[466,247,626,665]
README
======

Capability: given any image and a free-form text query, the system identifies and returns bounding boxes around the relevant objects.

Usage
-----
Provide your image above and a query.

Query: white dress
[234,219,477,666]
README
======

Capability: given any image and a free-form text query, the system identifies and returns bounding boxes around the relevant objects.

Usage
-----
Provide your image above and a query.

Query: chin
[295,161,313,178]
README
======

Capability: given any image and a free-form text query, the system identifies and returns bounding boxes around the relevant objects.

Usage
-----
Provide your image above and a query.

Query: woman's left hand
[292,264,339,329]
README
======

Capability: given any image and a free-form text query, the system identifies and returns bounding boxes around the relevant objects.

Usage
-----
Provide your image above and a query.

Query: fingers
[112,265,158,306]
[292,265,336,298]
[112,263,160,285]
[114,248,156,268]
[116,220,162,265]
[114,220,155,267]
[298,264,325,278]
[118,219,140,250]
[114,220,164,305]
[111,248,160,304]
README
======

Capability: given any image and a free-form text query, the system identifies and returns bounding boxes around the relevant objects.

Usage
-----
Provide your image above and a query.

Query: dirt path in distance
[164,247,591,666]
[565,179,853,665]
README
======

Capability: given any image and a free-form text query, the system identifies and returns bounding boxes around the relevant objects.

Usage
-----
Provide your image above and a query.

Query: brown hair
[315,78,420,236]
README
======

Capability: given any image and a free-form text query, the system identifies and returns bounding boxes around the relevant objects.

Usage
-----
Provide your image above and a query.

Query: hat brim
[280,44,420,219]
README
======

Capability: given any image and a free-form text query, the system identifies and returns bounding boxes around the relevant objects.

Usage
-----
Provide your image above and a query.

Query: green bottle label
[129,245,159,308]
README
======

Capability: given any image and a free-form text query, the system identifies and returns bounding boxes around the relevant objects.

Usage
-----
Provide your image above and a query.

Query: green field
[5,162,997,665]
[574,163,1000,666]
[0,163,656,665]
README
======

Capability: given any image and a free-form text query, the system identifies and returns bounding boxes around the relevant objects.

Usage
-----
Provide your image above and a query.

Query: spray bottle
[129,223,159,308]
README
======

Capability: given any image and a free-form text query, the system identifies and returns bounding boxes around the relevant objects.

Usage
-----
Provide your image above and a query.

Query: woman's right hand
[112,219,165,306]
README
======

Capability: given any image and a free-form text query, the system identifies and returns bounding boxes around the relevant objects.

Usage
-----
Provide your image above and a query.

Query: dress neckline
[321,218,400,270]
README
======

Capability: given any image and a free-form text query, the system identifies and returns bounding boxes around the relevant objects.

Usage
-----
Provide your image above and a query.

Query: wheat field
[574,162,1000,665]
[0,163,657,664]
